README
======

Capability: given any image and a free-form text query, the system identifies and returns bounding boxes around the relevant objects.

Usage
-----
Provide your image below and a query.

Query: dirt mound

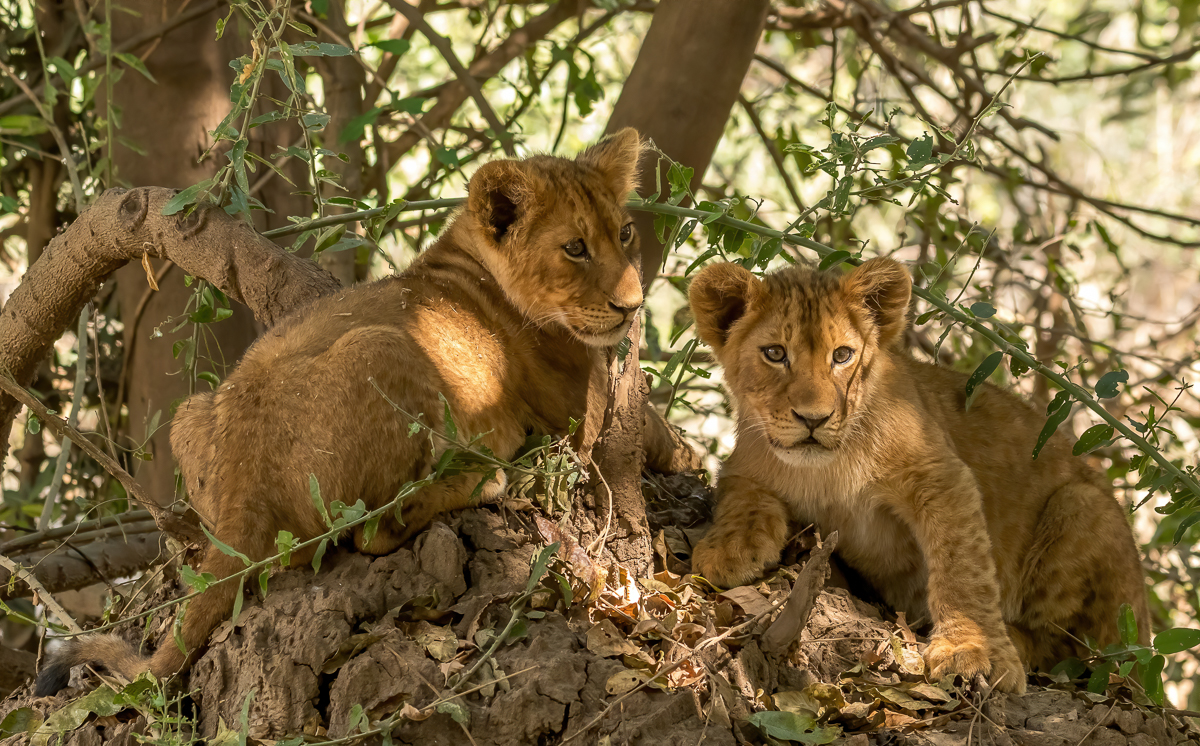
[3,502,1197,746]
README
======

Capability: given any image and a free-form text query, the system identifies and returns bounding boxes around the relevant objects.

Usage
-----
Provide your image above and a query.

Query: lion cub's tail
[34,634,149,696]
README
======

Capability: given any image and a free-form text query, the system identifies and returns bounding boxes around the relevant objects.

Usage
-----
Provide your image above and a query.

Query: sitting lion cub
[688,257,1147,694]
[36,129,697,695]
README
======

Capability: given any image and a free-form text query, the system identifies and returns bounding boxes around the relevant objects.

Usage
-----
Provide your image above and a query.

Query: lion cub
[36,129,697,695]
[688,258,1148,694]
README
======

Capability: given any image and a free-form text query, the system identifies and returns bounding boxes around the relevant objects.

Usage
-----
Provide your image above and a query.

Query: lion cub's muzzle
[762,408,840,462]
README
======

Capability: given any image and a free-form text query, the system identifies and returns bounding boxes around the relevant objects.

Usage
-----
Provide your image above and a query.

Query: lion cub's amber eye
[832,346,854,364]
[619,223,633,243]
[563,238,588,259]
[762,345,787,364]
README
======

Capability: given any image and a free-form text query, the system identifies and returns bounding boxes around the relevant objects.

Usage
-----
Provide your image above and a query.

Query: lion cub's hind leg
[391,469,509,545]
[1014,481,1149,671]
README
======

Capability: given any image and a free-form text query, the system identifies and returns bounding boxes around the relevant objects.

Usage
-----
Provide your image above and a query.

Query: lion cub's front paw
[925,633,1027,694]
[691,528,783,588]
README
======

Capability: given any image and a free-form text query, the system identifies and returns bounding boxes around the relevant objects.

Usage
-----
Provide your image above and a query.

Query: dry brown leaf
[141,251,159,291]
[718,586,773,618]
[399,703,432,722]
[586,619,640,658]
[606,669,646,695]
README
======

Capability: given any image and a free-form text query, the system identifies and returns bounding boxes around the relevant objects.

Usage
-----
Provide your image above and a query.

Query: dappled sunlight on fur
[35,129,700,696]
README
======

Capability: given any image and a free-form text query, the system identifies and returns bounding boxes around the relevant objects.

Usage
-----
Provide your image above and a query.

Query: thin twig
[0,372,204,544]
[37,307,90,530]
[383,0,516,155]
[0,553,84,633]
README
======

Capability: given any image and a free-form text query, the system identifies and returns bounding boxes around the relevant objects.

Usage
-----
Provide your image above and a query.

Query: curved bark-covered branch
[0,533,167,602]
[0,186,342,447]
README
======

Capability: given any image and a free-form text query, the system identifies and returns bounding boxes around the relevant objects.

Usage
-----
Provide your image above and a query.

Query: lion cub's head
[689,258,912,464]
[462,128,645,347]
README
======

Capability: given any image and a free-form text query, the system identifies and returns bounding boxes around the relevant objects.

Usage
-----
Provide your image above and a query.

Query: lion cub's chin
[572,321,634,348]
[770,442,839,467]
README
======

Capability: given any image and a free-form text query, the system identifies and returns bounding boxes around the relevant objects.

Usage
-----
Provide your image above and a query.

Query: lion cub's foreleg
[896,460,1026,694]
[691,474,790,587]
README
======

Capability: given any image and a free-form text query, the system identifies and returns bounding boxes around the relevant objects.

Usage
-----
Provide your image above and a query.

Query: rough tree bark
[606,0,771,284]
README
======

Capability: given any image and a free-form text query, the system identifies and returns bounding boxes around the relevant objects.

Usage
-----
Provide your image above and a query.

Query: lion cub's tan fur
[689,258,1148,694]
[36,130,697,695]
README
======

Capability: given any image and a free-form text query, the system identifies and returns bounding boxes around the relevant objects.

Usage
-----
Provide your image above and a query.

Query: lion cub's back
[899,356,1101,494]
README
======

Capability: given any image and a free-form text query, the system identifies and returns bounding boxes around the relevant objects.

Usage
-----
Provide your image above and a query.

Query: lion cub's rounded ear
[467,160,535,244]
[842,257,912,347]
[578,127,642,198]
[688,262,763,357]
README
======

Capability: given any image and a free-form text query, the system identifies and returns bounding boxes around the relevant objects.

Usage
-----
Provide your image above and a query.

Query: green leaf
[526,542,561,595]
[1172,512,1200,546]
[906,133,934,169]
[964,351,1003,411]
[1086,661,1115,693]
[114,52,158,83]
[860,134,899,153]
[302,112,331,131]
[1142,654,1165,706]
[259,568,270,597]
[1153,627,1200,654]
[1033,391,1072,460]
[368,39,410,56]
[1095,369,1128,399]
[162,178,216,215]
[391,96,426,115]
[197,371,220,389]
[230,576,246,624]
[1072,424,1114,456]
[439,393,459,442]
[970,301,996,318]
[339,107,382,144]
[434,147,459,167]
[181,564,213,591]
[0,114,49,136]
[745,711,841,743]
[0,195,18,213]
[1049,657,1085,680]
[201,524,251,565]
[310,473,332,527]
[0,707,42,737]
[1117,603,1138,646]
[289,41,354,57]
[436,701,470,726]
[275,530,295,566]
[312,537,329,573]
[817,250,853,271]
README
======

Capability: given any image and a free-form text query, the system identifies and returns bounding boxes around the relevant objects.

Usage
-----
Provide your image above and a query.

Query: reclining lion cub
[688,257,1148,694]
[36,128,697,695]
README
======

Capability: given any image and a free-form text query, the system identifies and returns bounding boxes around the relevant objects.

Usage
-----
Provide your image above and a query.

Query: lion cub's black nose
[608,300,642,317]
[793,411,831,431]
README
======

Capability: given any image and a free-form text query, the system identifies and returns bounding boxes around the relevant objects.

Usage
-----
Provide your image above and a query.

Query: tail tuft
[33,634,146,696]
[33,658,73,697]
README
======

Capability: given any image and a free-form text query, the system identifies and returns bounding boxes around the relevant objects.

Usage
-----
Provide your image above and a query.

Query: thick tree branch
[0,186,341,476]
[0,533,167,602]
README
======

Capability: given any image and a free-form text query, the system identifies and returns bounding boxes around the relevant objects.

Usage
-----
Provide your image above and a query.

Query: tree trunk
[606,0,770,284]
